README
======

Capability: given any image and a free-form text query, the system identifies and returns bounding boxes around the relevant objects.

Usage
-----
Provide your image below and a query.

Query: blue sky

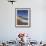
[17,10,28,17]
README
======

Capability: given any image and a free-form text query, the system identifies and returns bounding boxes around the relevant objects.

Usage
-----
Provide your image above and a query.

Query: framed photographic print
[15,8,31,28]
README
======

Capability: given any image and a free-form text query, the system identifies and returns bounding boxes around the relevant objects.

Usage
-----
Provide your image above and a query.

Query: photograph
[15,8,31,27]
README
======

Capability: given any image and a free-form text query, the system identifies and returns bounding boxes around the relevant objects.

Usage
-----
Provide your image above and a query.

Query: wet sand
[17,16,28,25]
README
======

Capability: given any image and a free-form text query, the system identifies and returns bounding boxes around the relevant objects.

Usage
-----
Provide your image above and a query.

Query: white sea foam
[17,16,28,23]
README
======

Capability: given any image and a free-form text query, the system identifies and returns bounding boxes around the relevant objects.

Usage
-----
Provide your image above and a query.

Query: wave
[17,16,28,23]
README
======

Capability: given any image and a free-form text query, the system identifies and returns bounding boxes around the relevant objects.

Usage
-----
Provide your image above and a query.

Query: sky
[17,10,28,17]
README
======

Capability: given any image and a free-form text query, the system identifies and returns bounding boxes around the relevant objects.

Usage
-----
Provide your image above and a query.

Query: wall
[0,0,46,42]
